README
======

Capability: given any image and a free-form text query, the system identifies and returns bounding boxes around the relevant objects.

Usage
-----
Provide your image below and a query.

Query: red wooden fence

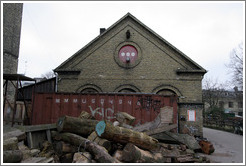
[31,93,178,126]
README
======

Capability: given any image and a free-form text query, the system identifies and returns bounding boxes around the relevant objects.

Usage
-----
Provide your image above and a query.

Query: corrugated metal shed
[31,92,178,126]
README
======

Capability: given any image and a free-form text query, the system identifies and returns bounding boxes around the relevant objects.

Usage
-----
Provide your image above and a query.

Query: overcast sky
[16,1,244,86]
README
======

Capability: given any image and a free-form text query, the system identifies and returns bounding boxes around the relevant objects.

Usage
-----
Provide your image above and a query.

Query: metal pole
[11,79,18,127]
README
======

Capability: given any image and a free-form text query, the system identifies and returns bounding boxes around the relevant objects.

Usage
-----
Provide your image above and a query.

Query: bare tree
[226,42,243,90]
[202,76,229,120]
[41,71,55,79]
[202,77,225,109]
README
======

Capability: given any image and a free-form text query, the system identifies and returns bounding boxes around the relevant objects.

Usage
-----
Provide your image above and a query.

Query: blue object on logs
[96,121,106,136]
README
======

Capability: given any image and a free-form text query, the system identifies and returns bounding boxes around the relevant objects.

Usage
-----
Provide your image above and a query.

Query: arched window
[114,84,140,93]
[118,88,136,93]
[157,89,176,95]
[76,84,102,93]
[80,88,99,93]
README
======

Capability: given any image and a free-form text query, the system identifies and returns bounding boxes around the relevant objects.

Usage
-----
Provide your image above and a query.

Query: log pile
[3,110,212,163]
[3,128,54,163]
[48,114,210,163]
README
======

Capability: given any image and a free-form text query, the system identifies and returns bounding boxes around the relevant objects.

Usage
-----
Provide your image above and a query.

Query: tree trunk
[51,131,119,163]
[87,131,112,152]
[54,141,77,155]
[95,120,159,151]
[3,150,23,163]
[121,143,169,163]
[57,115,98,137]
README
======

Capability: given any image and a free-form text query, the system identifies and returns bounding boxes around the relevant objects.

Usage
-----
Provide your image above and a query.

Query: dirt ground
[201,127,244,163]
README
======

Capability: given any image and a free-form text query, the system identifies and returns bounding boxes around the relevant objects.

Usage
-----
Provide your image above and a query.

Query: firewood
[51,131,119,163]
[57,115,98,137]
[3,150,23,163]
[121,143,169,163]
[95,120,159,151]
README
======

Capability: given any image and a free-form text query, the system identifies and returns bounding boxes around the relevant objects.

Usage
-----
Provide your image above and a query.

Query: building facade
[3,3,23,102]
[203,87,243,117]
[54,13,206,136]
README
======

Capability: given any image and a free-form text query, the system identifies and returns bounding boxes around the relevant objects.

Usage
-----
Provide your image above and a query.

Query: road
[201,127,244,163]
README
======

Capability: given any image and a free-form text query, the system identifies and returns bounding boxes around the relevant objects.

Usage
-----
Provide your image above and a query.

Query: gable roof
[54,12,206,73]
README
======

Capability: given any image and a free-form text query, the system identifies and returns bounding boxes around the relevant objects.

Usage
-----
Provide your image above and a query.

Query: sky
[13,1,244,86]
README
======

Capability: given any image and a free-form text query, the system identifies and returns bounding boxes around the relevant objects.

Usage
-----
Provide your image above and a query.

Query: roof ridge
[55,13,206,72]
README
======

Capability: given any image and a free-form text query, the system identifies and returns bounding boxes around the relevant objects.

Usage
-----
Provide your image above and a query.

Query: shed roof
[3,74,35,81]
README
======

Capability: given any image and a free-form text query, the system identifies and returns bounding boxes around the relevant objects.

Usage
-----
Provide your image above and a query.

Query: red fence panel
[31,93,178,126]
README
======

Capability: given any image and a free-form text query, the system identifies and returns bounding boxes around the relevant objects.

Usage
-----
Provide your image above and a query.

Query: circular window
[119,45,138,63]
[114,42,142,68]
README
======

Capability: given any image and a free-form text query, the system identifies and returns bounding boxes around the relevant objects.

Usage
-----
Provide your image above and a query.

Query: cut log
[121,143,169,163]
[116,112,135,125]
[95,121,159,151]
[3,150,23,163]
[60,153,74,163]
[3,129,26,142]
[51,131,119,163]
[3,137,19,150]
[87,131,112,152]
[79,111,94,119]
[54,141,77,155]
[57,115,98,136]
[145,124,177,135]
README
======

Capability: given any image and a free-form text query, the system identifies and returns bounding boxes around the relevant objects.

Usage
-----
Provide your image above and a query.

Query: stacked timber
[3,109,212,163]
[50,114,210,163]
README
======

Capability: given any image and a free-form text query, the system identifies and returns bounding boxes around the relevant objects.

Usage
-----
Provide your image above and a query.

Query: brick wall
[56,14,206,136]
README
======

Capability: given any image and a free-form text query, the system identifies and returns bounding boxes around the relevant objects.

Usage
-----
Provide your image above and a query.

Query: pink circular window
[118,45,138,63]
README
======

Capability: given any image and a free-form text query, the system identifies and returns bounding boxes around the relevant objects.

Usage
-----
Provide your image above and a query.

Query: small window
[228,102,234,108]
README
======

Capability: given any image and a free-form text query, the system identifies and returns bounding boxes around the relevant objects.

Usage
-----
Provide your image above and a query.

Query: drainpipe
[54,72,58,92]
